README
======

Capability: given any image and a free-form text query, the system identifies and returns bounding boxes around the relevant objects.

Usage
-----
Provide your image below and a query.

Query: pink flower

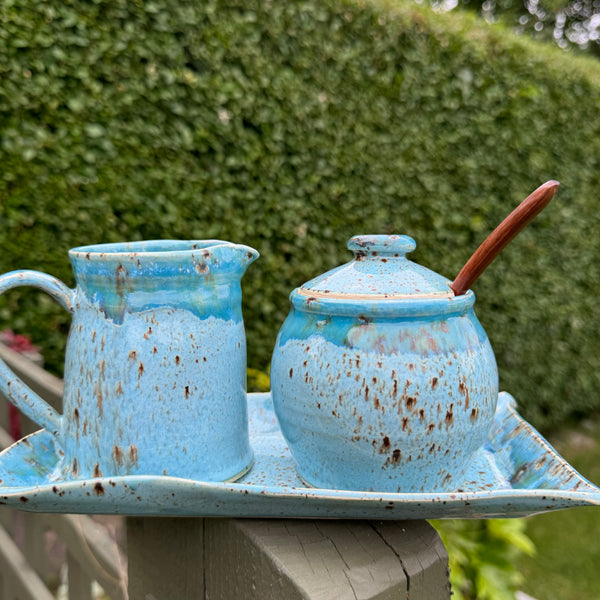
[0,329,40,354]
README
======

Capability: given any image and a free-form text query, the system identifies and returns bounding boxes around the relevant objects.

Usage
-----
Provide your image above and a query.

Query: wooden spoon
[451,180,559,296]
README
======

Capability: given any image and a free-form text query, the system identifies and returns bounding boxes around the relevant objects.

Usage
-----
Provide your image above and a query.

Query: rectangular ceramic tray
[1,392,599,518]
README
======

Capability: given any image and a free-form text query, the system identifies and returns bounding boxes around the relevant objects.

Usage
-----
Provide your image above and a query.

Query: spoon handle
[451,180,560,296]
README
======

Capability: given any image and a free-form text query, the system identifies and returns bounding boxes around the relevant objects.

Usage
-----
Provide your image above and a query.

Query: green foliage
[247,367,271,393]
[1,0,600,428]
[432,518,536,600]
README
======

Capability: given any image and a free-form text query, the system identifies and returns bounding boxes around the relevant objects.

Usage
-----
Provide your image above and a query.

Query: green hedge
[1,0,600,429]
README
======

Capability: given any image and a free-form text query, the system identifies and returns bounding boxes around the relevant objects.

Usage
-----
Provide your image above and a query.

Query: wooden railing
[0,342,451,600]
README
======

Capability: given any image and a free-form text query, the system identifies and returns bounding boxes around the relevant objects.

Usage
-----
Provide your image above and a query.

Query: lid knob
[348,235,416,259]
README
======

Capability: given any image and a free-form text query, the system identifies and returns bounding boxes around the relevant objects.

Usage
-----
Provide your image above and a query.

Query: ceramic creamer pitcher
[0,240,258,482]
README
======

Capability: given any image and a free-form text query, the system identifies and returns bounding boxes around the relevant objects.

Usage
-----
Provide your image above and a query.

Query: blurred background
[1,0,599,598]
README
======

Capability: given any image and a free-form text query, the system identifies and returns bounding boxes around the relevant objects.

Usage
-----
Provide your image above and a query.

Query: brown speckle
[72,458,79,476]
[113,446,124,466]
[470,408,479,422]
[19,496,29,503]
[115,381,124,395]
[185,386,190,398]
[427,336,439,351]
[429,443,436,453]
[419,409,425,421]
[431,377,438,390]
[93,463,103,478]
[74,407,80,427]
[289,368,293,378]
[196,262,209,275]
[93,482,105,496]
[175,355,180,365]
[138,362,145,377]
[380,436,391,453]
[445,404,454,426]
[374,397,380,409]
[144,327,153,340]
[427,423,435,434]
[405,396,417,409]
[391,449,401,464]
[459,380,470,409]
[402,417,409,431]
[95,385,103,416]
[91,330,96,343]
[129,445,139,467]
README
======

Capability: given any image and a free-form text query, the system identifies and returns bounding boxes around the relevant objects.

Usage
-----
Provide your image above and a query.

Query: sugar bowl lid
[291,235,475,317]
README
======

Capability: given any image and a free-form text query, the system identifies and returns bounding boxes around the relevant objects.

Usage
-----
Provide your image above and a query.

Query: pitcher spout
[195,240,259,278]
[237,244,260,270]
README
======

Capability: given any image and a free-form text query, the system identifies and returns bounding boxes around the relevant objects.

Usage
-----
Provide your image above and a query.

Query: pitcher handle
[0,270,74,436]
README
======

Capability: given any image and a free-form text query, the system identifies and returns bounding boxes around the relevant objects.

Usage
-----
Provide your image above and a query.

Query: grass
[519,416,600,599]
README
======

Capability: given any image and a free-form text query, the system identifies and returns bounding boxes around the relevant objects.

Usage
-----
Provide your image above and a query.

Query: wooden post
[127,518,205,600]
[127,517,450,600]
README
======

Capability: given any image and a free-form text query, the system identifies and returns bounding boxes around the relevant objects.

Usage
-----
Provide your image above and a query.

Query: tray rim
[1,392,600,518]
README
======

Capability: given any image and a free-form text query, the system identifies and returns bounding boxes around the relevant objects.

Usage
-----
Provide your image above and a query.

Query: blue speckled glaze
[271,235,498,493]
[0,240,258,482]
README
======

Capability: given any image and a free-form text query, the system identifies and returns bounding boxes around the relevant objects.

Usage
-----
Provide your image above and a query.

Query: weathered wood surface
[0,523,56,600]
[127,517,205,599]
[42,513,127,600]
[128,517,450,600]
